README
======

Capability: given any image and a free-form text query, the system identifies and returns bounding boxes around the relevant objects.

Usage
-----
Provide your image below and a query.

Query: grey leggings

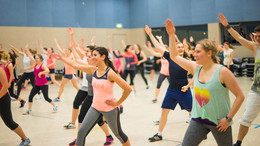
[76,107,128,146]
[182,120,232,146]
[156,73,170,89]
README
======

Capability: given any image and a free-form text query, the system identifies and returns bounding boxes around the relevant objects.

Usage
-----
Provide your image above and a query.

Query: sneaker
[146,85,150,89]
[153,120,160,125]
[148,133,162,142]
[104,136,114,146]
[23,109,32,115]
[64,123,76,129]
[20,100,26,108]
[53,97,60,102]
[52,105,58,113]
[152,99,157,103]
[19,138,31,146]
[36,94,42,100]
[119,107,123,114]
[69,139,77,146]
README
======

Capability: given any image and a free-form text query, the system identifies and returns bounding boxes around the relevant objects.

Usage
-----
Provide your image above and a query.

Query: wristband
[225,25,232,30]
[225,116,232,122]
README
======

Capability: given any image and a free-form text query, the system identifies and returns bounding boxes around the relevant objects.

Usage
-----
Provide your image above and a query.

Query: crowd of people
[0,13,259,146]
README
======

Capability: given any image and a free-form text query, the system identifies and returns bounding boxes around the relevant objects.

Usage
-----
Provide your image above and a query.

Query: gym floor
[0,74,259,146]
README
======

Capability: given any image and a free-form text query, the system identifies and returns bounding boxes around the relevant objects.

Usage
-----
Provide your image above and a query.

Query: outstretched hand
[189,36,194,42]
[218,13,229,27]
[68,27,74,35]
[164,19,175,36]
[183,38,187,44]
[52,53,62,60]
[81,38,85,44]
[156,35,162,40]
[145,25,152,36]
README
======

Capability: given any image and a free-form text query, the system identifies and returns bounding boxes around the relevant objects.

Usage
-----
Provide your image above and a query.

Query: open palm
[164,19,175,35]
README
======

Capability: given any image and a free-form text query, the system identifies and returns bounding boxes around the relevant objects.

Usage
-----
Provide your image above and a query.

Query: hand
[69,38,74,48]
[127,64,130,69]
[156,59,160,64]
[8,43,14,48]
[181,85,188,92]
[216,117,231,132]
[81,38,85,44]
[145,25,152,36]
[25,44,29,49]
[105,98,118,107]
[183,38,187,44]
[91,36,96,43]
[52,53,62,60]
[68,27,74,35]
[38,72,42,78]
[137,62,140,66]
[218,13,229,27]
[214,37,217,43]
[21,48,24,52]
[164,19,175,36]
[189,36,194,42]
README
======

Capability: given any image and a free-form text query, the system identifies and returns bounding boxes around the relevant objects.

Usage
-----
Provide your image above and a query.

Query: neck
[98,62,107,71]
[202,60,215,70]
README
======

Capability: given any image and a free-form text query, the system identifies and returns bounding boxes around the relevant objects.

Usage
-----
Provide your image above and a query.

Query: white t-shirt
[223,49,233,65]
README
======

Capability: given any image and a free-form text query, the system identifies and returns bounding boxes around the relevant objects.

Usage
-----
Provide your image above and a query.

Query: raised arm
[8,44,24,56]
[24,50,36,72]
[38,40,47,55]
[189,36,196,47]
[54,38,65,56]
[165,19,197,74]
[143,42,162,57]
[218,13,258,55]
[214,37,223,52]
[175,34,180,43]
[121,40,126,49]
[52,53,96,74]
[91,36,96,46]
[145,25,167,54]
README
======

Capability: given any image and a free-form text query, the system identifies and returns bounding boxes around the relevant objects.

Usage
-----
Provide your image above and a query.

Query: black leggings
[13,68,18,81]
[156,73,170,89]
[136,65,148,85]
[73,89,88,109]
[78,95,104,126]
[8,81,18,99]
[123,70,135,86]
[17,72,35,97]
[28,85,52,103]
[0,93,19,130]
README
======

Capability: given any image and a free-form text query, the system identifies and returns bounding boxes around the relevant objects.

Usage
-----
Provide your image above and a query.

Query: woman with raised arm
[38,40,60,87]
[53,38,79,102]
[143,41,170,103]
[8,44,36,103]
[0,51,26,108]
[223,42,235,72]
[53,47,131,146]
[23,54,57,115]
[113,43,138,94]
[145,25,193,142]
[9,49,19,83]
[0,50,31,146]
[165,18,245,146]
[134,44,149,89]
[213,37,224,65]
[218,13,260,146]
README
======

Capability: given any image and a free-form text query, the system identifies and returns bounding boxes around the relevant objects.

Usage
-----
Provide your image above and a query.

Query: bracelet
[225,116,232,122]
[225,25,232,30]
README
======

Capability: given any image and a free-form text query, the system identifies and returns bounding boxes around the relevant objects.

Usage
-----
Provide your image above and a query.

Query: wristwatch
[225,116,232,122]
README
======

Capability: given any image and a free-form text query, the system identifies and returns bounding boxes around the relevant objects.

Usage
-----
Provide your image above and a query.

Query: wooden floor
[0,74,260,146]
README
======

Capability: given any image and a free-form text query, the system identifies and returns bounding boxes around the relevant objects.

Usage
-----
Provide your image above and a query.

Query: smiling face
[35,55,43,64]
[224,43,229,49]
[194,44,209,65]
[86,52,94,65]
[255,31,260,45]
[176,43,184,56]
[47,48,53,54]
[92,50,104,66]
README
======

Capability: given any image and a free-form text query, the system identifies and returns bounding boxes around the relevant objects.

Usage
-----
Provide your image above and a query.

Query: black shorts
[64,74,75,80]
[49,69,55,74]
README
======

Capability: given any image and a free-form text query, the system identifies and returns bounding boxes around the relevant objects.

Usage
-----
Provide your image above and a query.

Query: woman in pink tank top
[0,50,26,108]
[23,54,57,115]
[53,39,79,102]
[53,47,131,146]
[0,50,31,145]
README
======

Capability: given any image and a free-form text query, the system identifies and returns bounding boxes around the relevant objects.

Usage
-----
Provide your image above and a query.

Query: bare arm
[145,25,167,55]
[8,44,24,56]
[38,40,47,55]
[218,13,258,55]
[227,50,234,67]
[214,38,223,52]
[7,63,14,87]
[0,68,8,98]
[216,67,245,132]
[52,53,96,74]
[39,64,50,77]
[106,70,132,107]
[144,41,163,57]
[91,36,96,46]
[121,40,126,49]
[165,19,198,74]
[54,38,65,56]
[181,77,194,92]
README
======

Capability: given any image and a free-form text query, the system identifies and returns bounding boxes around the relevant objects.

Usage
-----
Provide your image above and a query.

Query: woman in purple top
[23,54,57,115]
